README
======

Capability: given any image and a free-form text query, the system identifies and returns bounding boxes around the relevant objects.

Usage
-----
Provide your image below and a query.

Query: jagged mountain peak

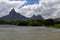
[0,8,29,21]
[31,15,36,18]
[9,8,17,15]
[0,8,44,21]
[31,15,44,20]
[10,8,15,13]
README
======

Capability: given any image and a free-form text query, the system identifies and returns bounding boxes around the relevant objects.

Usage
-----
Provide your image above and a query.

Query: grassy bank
[46,24,60,28]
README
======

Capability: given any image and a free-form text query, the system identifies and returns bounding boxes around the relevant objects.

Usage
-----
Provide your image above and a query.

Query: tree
[8,21,16,25]
[44,19,55,26]
[54,20,60,24]
[16,20,28,26]
[0,20,8,24]
[28,19,44,26]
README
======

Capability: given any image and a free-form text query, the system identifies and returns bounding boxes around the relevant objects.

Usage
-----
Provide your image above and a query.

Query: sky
[19,0,39,8]
[0,0,60,19]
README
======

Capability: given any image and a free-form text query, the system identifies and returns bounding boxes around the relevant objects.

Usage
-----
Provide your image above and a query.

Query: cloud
[0,0,60,19]
[19,0,39,8]
[0,0,25,17]
[18,0,60,19]
[40,0,60,18]
[10,0,26,1]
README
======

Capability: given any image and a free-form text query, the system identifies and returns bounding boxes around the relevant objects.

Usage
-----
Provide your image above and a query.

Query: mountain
[0,9,29,21]
[30,15,44,20]
[0,8,44,21]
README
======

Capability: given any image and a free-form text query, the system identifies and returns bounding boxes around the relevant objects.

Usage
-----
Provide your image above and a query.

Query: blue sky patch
[19,0,39,8]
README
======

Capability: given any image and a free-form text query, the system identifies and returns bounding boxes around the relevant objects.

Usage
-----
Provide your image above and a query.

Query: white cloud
[16,0,60,19]
[17,0,41,17]
[40,0,60,19]
[0,0,25,17]
[0,0,60,19]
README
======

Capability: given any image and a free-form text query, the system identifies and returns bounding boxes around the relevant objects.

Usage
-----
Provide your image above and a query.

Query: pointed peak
[32,15,36,17]
[9,8,17,15]
[36,15,42,17]
[10,8,15,12]
[32,15,37,17]
[31,15,44,20]
[31,15,36,18]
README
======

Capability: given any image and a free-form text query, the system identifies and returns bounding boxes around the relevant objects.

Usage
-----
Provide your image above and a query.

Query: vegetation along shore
[0,18,60,28]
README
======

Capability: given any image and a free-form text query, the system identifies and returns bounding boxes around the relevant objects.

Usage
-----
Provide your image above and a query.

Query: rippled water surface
[0,25,60,40]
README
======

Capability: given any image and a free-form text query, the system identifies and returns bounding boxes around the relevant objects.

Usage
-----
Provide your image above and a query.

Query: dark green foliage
[8,21,16,25]
[28,19,44,26]
[44,19,60,28]
[0,20,8,24]
[16,20,28,26]
[44,19,55,26]
[0,18,60,28]
[54,20,60,24]
[46,24,60,28]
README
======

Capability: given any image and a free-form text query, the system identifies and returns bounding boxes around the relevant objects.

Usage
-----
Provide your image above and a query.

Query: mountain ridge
[0,8,44,21]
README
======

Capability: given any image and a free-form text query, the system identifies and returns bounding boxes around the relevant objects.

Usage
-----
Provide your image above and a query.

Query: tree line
[0,19,60,28]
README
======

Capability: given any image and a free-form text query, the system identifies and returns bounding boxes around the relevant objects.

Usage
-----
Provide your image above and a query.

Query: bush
[1,18,60,28]
[28,19,44,26]
[53,24,60,28]
[7,21,16,25]
[54,20,60,24]
[44,19,55,26]
[0,20,8,24]
[16,20,28,26]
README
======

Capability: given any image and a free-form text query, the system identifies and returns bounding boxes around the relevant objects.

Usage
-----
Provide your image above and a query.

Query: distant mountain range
[0,9,44,21]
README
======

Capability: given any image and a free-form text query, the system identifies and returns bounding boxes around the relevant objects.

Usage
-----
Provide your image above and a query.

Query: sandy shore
[0,25,60,40]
